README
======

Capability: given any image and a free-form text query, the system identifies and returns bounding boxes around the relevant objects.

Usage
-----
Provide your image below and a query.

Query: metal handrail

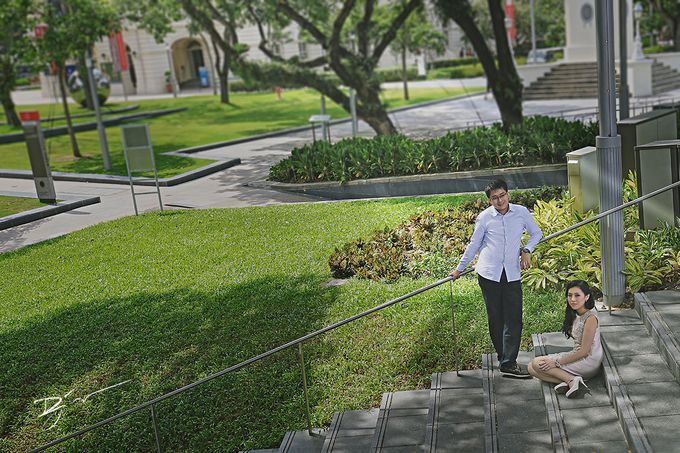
[32,178,680,452]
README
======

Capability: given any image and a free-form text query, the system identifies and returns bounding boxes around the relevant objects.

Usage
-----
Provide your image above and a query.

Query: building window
[298,42,308,60]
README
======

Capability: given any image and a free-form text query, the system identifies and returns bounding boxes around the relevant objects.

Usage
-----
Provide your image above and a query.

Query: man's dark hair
[484,179,508,198]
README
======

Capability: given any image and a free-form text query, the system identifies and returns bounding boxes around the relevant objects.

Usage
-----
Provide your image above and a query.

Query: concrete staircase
[652,61,680,95]
[245,290,680,452]
[524,62,620,100]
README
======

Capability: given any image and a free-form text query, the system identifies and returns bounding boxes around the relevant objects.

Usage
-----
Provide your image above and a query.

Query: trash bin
[566,146,599,213]
[198,67,209,87]
[618,109,677,180]
[635,139,680,229]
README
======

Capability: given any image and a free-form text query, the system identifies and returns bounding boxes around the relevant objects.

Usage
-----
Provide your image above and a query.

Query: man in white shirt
[450,179,542,378]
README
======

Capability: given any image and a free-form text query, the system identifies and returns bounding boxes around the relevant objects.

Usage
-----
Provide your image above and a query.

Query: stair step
[370,389,429,452]
[321,409,378,453]
[424,369,485,452]
[635,291,680,381]
[484,351,552,452]
[535,332,629,452]
[279,430,326,453]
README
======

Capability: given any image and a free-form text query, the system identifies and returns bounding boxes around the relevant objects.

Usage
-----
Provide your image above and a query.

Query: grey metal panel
[636,142,679,228]
[567,146,599,213]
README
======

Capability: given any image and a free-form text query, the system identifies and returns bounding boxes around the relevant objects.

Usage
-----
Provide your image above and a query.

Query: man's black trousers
[477,270,523,369]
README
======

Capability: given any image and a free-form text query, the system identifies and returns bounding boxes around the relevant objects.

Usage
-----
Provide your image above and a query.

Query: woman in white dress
[528,280,602,398]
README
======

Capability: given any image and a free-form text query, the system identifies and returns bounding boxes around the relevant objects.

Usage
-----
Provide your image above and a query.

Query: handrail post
[150,403,163,453]
[298,343,313,435]
[449,280,460,376]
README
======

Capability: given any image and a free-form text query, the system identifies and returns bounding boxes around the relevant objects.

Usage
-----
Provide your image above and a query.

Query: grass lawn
[0,194,561,452]
[0,195,51,217]
[0,87,481,178]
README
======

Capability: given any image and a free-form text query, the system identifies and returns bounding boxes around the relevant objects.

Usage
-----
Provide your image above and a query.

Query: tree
[37,0,119,157]
[239,0,423,135]
[0,0,33,127]
[381,2,446,100]
[652,0,680,51]
[434,0,523,128]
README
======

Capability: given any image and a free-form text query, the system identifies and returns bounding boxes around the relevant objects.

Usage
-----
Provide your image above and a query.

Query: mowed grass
[0,195,51,217]
[0,87,480,178]
[0,195,561,452]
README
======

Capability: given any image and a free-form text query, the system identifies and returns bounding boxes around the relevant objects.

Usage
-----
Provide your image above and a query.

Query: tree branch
[357,0,376,57]
[329,0,356,53]
[372,0,421,61]
[276,0,327,47]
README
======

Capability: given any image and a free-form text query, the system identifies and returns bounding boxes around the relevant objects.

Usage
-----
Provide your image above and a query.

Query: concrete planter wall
[253,163,567,200]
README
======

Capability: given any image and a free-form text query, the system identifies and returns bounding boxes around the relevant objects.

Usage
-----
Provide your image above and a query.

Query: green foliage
[329,187,567,282]
[270,116,599,183]
[427,57,480,69]
[329,175,679,296]
[644,44,675,54]
[427,63,485,79]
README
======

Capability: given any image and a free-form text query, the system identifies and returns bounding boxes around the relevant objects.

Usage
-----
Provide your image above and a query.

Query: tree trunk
[57,65,81,158]
[359,89,399,135]
[219,54,230,104]
[77,54,94,110]
[435,0,523,129]
[401,46,410,100]
[0,58,20,127]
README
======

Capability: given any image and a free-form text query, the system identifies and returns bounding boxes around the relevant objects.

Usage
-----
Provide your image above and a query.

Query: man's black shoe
[500,363,531,379]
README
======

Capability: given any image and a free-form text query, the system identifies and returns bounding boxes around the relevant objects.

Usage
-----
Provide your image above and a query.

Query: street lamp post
[529,0,537,63]
[165,43,178,98]
[348,32,358,137]
[633,2,645,61]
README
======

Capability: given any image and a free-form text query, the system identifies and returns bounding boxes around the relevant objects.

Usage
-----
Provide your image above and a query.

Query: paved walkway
[3,84,680,253]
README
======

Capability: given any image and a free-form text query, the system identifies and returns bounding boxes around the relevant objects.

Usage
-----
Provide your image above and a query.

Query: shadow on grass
[0,274,340,452]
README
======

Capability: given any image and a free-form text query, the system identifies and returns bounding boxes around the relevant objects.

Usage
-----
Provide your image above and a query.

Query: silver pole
[86,55,111,170]
[449,281,460,376]
[350,88,358,137]
[298,343,313,435]
[595,0,626,307]
[320,94,327,140]
[529,0,537,63]
[619,0,629,119]
[150,404,162,453]
[165,45,177,98]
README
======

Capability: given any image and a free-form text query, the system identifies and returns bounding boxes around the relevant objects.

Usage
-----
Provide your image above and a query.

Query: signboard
[108,32,128,72]
[19,111,40,122]
[120,124,163,215]
[505,0,516,42]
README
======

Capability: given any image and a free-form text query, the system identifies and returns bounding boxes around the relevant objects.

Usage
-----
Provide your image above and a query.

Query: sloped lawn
[0,196,561,452]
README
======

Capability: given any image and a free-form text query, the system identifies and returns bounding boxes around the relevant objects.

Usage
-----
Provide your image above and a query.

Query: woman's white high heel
[565,376,589,398]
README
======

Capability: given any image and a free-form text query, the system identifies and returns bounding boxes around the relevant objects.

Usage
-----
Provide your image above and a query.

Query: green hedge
[269,116,599,183]
[427,57,479,69]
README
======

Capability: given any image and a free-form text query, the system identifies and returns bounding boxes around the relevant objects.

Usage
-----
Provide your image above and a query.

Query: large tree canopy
[126,0,422,135]
[434,0,523,128]
[0,0,33,127]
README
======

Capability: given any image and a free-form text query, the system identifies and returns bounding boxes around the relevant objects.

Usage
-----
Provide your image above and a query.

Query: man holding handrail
[450,179,542,378]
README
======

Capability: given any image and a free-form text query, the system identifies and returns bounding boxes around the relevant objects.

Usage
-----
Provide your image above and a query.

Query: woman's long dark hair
[562,280,595,338]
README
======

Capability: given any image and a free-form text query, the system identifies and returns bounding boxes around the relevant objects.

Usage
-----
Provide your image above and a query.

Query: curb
[0,158,241,187]
[250,163,567,200]
[0,195,101,230]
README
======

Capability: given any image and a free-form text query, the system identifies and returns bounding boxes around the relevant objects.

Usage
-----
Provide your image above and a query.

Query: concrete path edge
[0,195,101,231]
[0,158,241,187]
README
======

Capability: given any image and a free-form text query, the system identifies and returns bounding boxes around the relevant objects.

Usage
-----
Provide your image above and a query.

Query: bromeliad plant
[270,116,599,183]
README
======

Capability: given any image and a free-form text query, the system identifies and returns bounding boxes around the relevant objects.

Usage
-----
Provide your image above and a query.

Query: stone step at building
[247,290,680,453]
[652,62,680,95]
[524,62,620,101]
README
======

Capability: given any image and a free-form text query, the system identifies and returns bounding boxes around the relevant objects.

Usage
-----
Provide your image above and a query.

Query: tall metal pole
[595,0,626,307]
[349,36,358,137]
[86,55,111,170]
[165,44,177,98]
[619,0,630,119]
[529,0,537,63]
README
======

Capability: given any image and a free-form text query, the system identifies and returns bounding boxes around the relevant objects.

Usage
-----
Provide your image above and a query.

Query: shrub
[329,176,680,295]
[427,57,480,69]
[328,186,568,282]
[269,116,599,183]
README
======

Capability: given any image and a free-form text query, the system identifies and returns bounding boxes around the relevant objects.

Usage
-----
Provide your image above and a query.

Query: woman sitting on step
[528,280,603,398]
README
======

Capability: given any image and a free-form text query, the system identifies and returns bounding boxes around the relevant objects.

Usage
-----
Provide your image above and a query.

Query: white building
[40,9,465,98]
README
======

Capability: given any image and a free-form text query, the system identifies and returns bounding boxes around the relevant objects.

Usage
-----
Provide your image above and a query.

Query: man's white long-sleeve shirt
[455,203,542,282]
